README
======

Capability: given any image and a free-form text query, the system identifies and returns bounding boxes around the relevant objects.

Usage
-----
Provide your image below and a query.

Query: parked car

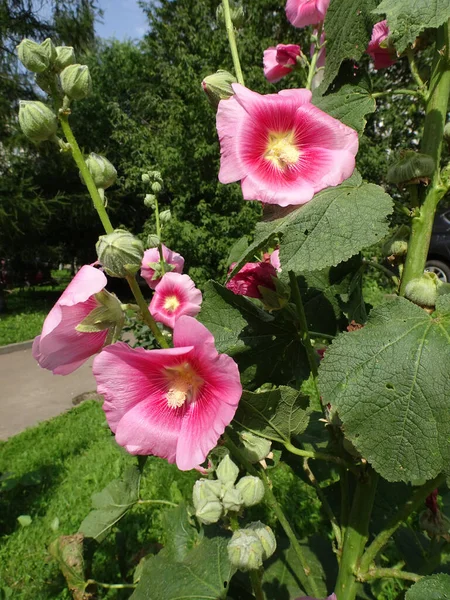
[426,210,450,282]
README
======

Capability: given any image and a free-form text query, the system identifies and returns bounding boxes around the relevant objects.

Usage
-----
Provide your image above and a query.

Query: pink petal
[141,245,185,290]
[264,47,293,83]
[241,172,315,206]
[285,0,330,28]
[217,96,249,184]
[150,272,202,329]
[294,103,359,154]
[173,316,218,359]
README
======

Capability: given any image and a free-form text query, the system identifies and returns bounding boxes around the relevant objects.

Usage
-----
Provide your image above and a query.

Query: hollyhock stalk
[306,23,324,90]
[221,0,244,85]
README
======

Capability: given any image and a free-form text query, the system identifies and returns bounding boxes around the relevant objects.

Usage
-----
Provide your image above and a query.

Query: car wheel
[425,259,450,282]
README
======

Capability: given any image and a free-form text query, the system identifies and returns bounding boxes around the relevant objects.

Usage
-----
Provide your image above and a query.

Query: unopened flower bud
[54,46,76,71]
[144,194,157,209]
[389,240,408,257]
[405,272,440,308]
[202,70,237,108]
[151,181,162,193]
[222,486,243,512]
[192,479,222,509]
[195,497,223,524]
[216,455,239,485]
[40,38,57,65]
[235,476,265,507]
[159,209,171,224]
[245,522,276,559]
[60,64,92,100]
[96,229,144,278]
[227,530,263,571]
[216,3,245,28]
[82,153,117,189]
[147,234,160,247]
[142,173,150,183]
[17,38,50,73]
[387,151,435,185]
[240,432,272,463]
[18,100,57,143]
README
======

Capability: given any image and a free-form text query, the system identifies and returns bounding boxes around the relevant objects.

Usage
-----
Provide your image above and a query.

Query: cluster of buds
[142,171,171,245]
[193,455,265,525]
[227,521,276,571]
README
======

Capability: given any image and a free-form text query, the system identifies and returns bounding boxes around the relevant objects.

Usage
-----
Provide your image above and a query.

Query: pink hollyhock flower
[217,84,358,206]
[269,249,281,272]
[141,244,184,290]
[226,262,277,299]
[367,20,396,70]
[93,316,242,470]
[149,272,202,329]
[32,265,117,375]
[286,0,330,28]
[263,44,302,83]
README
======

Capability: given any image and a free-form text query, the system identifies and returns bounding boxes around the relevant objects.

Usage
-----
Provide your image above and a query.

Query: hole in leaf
[386,383,394,390]
[304,229,309,235]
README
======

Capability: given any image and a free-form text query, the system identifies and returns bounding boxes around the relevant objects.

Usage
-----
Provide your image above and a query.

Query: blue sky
[95,0,148,40]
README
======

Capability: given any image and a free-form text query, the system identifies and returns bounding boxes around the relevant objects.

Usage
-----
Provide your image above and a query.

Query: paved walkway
[0,347,96,441]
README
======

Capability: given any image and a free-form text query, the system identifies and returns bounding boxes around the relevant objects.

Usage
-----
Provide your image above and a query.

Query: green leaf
[406,574,450,599]
[17,515,32,527]
[48,534,87,599]
[234,386,310,444]
[374,0,450,53]
[78,466,140,542]
[130,537,234,600]
[313,85,376,135]
[198,281,309,388]
[319,296,450,482]
[227,235,249,265]
[279,178,393,273]
[322,0,378,89]
[162,503,199,562]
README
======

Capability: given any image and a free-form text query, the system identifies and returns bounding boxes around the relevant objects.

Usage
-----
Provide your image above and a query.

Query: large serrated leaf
[374,0,450,53]
[406,574,450,599]
[130,537,234,600]
[162,503,199,562]
[319,296,450,483]
[313,85,376,135]
[234,387,310,443]
[78,466,140,543]
[279,179,393,273]
[322,0,378,89]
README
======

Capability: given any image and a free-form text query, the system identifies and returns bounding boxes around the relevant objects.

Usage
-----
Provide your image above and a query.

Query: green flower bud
[96,229,144,278]
[18,101,57,143]
[222,486,243,512]
[405,272,440,308]
[195,497,223,524]
[216,3,245,28]
[192,479,222,510]
[202,70,237,108]
[141,173,150,183]
[40,38,57,65]
[54,46,76,71]
[60,64,92,100]
[235,476,265,507]
[144,194,157,209]
[147,234,160,247]
[227,530,263,571]
[245,522,276,560]
[216,455,239,485]
[151,181,162,194]
[387,151,435,185]
[159,209,171,224]
[389,240,408,257]
[82,153,117,190]
[17,38,50,73]
[240,432,272,463]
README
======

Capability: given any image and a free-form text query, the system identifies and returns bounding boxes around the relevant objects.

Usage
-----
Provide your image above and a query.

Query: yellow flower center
[264,131,300,169]
[164,295,180,312]
[165,362,203,409]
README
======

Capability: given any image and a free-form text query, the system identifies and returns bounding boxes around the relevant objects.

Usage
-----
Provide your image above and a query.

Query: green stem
[224,433,319,597]
[221,0,244,85]
[358,567,421,583]
[362,259,398,280]
[306,23,324,90]
[340,468,349,547]
[406,49,426,92]
[153,195,166,275]
[359,473,445,573]
[86,580,136,590]
[59,113,114,235]
[284,442,358,474]
[371,89,422,99]
[126,275,169,348]
[335,468,379,600]
[400,23,450,295]
[249,569,265,600]
[137,499,177,507]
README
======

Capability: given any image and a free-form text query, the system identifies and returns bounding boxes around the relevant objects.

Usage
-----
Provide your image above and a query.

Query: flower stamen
[164,295,180,312]
[165,362,203,409]
[264,131,300,169]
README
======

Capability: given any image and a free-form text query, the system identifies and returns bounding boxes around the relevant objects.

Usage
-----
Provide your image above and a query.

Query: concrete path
[0,348,96,441]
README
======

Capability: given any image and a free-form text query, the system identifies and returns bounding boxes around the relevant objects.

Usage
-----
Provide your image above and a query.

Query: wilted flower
[32,266,121,375]
[216,84,358,206]
[149,272,202,329]
[141,244,185,289]
[226,262,277,299]
[367,20,396,69]
[93,316,242,470]
[263,44,302,83]
[285,0,330,28]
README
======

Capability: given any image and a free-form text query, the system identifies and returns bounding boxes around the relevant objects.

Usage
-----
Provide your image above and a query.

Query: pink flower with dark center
[217,84,358,206]
[150,272,202,329]
[367,20,396,70]
[141,244,184,290]
[286,0,330,28]
[264,44,302,83]
[32,265,117,375]
[226,261,277,299]
[93,316,242,470]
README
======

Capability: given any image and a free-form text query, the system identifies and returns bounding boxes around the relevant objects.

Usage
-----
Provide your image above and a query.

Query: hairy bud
[147,234,160,247]
[245,522,276,559]
[18,101,57,143]
[144,194,157,209]
[216,455,239,485]
[202,70,237,108]
[54,46,76,71]
[17,38,50,73]
[216,3,245,28]
[60,64,92,100]
[195,497,223,524]
[240,432,272,463]
[222,486,243,512]
[151,181,162,194]
[227,530,263,571]
[40,38,57,65]
[192,479,222,510]
[405,272,440,308]
[235,476,265,507]
[159,209,171,224]
[96,229,144,278]
[82,153,117,190]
